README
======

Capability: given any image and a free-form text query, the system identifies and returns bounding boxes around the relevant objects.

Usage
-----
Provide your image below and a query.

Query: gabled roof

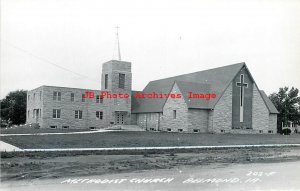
[260,90,280,114]
[176,81,211,109]
[132,62,245,113]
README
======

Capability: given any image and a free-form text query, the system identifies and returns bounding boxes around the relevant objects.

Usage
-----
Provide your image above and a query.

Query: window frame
[75,110,83,119]
[96,111,103,120]
[53,109,61,119]
[71,93,75,102]
[105,74,108,89]
[118,73,125,89]
[82,94,85,102]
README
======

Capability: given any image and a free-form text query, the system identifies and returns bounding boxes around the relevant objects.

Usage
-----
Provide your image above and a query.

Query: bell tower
[101,60,132,125]
[101,27,132,125]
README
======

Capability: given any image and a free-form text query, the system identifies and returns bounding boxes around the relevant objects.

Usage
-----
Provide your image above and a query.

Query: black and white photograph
[1,0,300,190]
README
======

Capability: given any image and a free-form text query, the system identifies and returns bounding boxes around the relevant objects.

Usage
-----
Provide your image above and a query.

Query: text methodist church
[26,60,279,134]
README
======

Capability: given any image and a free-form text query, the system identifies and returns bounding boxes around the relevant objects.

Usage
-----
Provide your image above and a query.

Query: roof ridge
[149,62,245,83]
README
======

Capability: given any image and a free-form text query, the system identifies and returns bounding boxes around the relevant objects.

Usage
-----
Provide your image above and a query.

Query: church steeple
[113,26,122,61]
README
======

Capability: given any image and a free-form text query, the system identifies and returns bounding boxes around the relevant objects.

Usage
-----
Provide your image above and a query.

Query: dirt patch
[1,147,300,182]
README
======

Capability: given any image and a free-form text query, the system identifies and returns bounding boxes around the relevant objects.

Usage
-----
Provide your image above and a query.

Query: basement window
[167,128,172,132]
[268,130,273,134]
[220,130,225,133]
[178,129,183,132]
[50,126,57,129]
[90,127,96,130]
[62,126,69,129]
[259,130,263,133]
[193,129,200,133]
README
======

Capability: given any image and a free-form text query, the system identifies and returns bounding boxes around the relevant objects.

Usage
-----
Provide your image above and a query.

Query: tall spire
[113,26,122,61]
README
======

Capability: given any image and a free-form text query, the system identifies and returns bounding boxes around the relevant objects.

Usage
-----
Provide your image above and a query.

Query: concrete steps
[105,125,145,131]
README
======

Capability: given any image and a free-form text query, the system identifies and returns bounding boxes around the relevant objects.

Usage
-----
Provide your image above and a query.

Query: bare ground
[1,146,300,182]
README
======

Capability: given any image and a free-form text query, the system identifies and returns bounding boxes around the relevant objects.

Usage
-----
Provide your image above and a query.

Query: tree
[0,90,27,125]
[269,87,300,133]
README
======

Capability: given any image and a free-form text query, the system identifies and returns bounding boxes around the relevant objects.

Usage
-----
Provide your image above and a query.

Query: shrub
[282,128,291,135]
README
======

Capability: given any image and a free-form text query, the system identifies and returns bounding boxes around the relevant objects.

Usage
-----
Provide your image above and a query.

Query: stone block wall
[101,60,132,124]
[26,86,44,126]
[187,109,209,133]
[252,84,270,133]
[32,86,110,129]
[136,113,161,130]
[160,83,189,132]
[211,83,233,133]
[268,114,277,134]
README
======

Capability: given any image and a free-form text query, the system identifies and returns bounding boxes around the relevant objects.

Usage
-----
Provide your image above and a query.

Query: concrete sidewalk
[16,143,300,152]
[0,141,22,152]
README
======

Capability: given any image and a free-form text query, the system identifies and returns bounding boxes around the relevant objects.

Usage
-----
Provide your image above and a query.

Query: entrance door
[34,109,39,122]
[115,112,125,124]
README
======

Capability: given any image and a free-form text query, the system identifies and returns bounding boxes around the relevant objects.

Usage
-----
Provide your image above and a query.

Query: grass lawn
[1,131,300,149]
[0,126,92,134]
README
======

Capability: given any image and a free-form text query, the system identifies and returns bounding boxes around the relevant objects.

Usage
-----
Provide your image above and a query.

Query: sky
[1,0,300,99]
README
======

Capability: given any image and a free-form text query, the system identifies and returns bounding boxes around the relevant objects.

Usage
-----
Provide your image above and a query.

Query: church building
[26,59,279,134]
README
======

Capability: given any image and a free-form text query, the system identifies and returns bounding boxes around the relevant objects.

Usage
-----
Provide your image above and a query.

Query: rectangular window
[173,110,176,119]
[118,73,125,89]
[96,95,100,103]
[58,92,61,101]
[100,95,103,103]
[82,94,85,102]
[28,110,30,118]
[33,93,36,100]
[28,95,30,100]
[75,110,83,119]
[53,109,61,119]
[194,129,200,133]
[96,111,103,120]
[33,109,35,118]
[71,93,74,102]
[53,92,57,100]
[53,91,61,101]
[40,91,42,100]
[105,74,108,89]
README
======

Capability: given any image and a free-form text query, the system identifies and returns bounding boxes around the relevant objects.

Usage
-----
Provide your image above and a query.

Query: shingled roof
[260,90,279,114]
[132,62,246,113]
[131,62,278,114]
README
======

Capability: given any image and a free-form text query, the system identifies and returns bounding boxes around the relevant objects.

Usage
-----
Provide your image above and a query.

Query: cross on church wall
[236,74,248,122]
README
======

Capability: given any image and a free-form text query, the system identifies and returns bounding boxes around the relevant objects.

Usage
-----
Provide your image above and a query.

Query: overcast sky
[1,0,300,99]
